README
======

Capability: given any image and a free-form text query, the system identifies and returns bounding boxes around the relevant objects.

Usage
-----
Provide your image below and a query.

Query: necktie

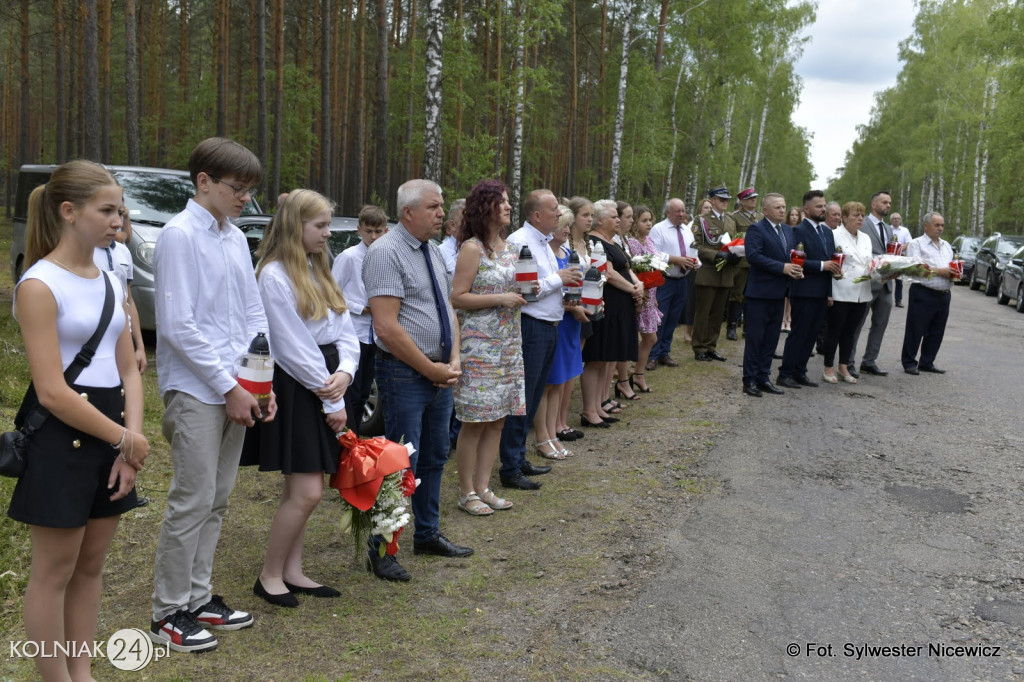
[878,221,887,249]
[817,224,828,251]
[776,224,787,252]
[674,225,687,270]
[104,246,114,270]
[419,241,452,363]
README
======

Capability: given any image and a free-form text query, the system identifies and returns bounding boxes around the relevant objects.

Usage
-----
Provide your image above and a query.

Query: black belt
[665,274,685,280]
[376,348,445,363]
[522,314,559,327]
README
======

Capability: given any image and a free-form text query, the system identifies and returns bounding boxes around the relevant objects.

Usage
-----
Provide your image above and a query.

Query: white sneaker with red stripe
[191,594,254,631]
[149,609,218,653]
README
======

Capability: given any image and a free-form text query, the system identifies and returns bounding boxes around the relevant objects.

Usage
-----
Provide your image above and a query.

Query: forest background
[0,0,1021,233]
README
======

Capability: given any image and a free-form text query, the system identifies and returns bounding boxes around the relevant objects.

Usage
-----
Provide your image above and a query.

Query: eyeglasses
[209,175,258,199]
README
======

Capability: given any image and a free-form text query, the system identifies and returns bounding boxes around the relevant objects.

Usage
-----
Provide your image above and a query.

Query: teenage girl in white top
[10,160,150,682]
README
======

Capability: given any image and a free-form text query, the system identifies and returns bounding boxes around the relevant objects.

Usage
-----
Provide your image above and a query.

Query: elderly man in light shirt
[647,198,699,369]
[498,189,583,491]
[891,212,912,308]
[901,212,955,375]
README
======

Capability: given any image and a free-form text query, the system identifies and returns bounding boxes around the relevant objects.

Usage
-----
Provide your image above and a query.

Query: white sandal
[478,488,513,511]
[457,491,493,516]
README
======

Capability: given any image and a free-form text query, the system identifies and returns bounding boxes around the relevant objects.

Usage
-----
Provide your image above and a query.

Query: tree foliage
[0,0,816,216]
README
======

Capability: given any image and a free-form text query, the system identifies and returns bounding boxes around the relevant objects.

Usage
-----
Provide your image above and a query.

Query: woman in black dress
[580,200,643,427]
[242,189,360,606]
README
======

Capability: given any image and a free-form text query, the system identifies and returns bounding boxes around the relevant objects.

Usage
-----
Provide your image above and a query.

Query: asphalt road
[601,284,1024,681]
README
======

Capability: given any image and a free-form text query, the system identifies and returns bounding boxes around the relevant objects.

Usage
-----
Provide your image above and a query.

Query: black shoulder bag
[0,273,116,478]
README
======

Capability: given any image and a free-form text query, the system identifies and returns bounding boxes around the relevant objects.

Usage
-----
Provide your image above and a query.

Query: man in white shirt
[891,212,912,307]
[150,138,274,653]
[438,198,464,275]
[901,212,955,375]
[332,205,389,433]
[499,189,582,491]
[648,197,699,369]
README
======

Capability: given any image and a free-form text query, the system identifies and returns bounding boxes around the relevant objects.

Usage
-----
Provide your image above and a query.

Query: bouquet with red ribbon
[716,234,745,271]
[329,430,418,562]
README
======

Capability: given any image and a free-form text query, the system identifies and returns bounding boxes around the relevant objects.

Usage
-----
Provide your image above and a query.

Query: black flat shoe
[919,365,945,374]
[557,429,578,442]
[743,382,762,397]
[581,415,610,428]
[283,581,340,598]
[795,375,818,387]
[599,415,619,424]
[777,376,802,389]
[253,578,298,608]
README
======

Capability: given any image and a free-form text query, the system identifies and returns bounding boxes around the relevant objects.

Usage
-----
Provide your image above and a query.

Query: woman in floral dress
[451,180,526,516]
[626,205,663,393]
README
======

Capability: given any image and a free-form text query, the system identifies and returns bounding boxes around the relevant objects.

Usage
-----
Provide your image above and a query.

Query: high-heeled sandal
[536,439,568,460]
[614,379,640,400]
[630,373,652,393]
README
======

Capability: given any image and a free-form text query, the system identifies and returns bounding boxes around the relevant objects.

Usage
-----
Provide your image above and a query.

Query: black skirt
[8,383,137,528]
[240,344,341,475]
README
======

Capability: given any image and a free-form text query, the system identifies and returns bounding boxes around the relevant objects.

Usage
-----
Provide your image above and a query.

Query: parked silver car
[10,164,264,330]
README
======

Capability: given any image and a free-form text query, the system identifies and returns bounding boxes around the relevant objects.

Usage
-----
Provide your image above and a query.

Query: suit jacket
[864,215,892,293]
[744,217,794,301]
[788,218,834,299]
[692,213,736,288]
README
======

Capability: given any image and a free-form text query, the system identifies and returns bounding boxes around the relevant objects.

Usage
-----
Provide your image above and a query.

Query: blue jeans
[376,356,453,543]
[498,315,558,478]
[652,276,688,360]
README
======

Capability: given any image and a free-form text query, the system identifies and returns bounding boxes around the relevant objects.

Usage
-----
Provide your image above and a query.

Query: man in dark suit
[742,193,804,397]
[777,190,841,388]
[847,191,894,377]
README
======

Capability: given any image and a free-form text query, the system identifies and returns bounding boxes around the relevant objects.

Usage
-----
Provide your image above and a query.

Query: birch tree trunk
[738,116,753,190]
[748,104,769,188]
[935,141,945,213]
[404,0,417,181]
[976,77,996,233]
[608,0,634,200]
[509,1,525,226]
[422,0,443,183]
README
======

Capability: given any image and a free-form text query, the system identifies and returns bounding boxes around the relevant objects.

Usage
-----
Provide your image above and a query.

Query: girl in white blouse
[241,189,359,607]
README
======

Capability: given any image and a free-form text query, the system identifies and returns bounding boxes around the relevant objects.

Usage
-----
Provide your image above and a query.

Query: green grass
[0,215,736,680]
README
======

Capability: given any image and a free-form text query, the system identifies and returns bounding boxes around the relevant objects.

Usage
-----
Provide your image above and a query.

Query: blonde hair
[256,189,347,319]
[26,160,120,269]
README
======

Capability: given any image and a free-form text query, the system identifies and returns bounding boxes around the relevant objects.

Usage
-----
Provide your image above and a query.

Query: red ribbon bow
[328,431,413,511]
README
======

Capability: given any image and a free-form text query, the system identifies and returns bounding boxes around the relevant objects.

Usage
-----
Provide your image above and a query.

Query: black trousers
[901,284,950,369]
[823,301,868,368]
[779,296,827,379]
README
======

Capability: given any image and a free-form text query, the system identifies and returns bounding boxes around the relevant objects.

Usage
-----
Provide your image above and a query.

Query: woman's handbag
[0,274,115,478]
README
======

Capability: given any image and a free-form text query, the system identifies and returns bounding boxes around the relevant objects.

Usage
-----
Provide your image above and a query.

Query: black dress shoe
[757,381,785,395]
[413,534,474,558]
[895,302,904,308]
[904,366,920,375]
[742,382,762,397]
[726,327,738,341]
[919,365,945,374]
[794,375,818,387]
[694,352,712,362]
[253,578,299,607]
[283,581,340,598]
[521,460,552,476]
[777,376,802,389]
[501,472,541,490]
[707,350,727,362]
[367,551,412,582]
[847,367,860,379]
[860,364,889,376]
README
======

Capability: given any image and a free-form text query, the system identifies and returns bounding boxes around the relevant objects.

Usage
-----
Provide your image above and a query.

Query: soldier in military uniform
[727,187,762,341]
[691,186,740,361]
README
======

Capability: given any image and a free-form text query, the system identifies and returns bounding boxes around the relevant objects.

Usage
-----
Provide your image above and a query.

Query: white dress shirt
[94,240,133,292]
[507,221,564,322]
[439,234,458,275]
[650,217,699,278]
[830,227,874,303]
[906,235,954,292]
[893,225,912,247]
[259,260,360,414]
[332,241,374,345]
[154,199,268,404]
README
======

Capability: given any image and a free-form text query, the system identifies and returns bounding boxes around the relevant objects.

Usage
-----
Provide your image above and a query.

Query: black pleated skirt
[240,344,341,475]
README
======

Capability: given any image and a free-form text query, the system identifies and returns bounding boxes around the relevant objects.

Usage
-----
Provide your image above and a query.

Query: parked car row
[959,232,1024,314]
[9,163,385,434]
